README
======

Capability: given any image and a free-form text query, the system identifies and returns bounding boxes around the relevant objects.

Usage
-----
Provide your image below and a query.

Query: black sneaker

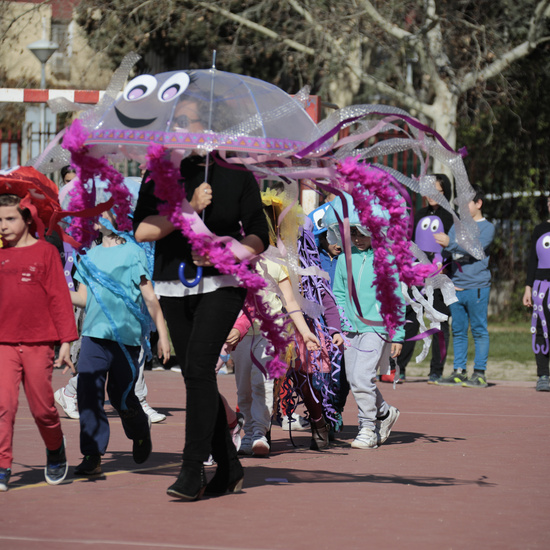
[0,467,11,492]
[436,371,468,386]
[45,437,69,485]
[133,436,152,464]
[463,372,488,388]
[427,373,441,384]
[536,375,550,392]
[74,454,102,476]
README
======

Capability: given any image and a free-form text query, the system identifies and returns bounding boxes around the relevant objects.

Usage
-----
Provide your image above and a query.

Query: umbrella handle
[178,262,203,288]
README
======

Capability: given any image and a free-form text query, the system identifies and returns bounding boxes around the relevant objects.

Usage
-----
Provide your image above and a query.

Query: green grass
[406,322,537,381]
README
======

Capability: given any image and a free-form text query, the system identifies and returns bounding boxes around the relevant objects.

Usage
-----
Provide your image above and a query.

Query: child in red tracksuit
[0,193,78,491]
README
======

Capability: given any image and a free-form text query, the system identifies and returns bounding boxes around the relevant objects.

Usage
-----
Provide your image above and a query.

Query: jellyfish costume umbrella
[37,52,483,377]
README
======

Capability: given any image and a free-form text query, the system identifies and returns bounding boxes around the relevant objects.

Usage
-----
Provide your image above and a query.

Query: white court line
[0,536,239,550]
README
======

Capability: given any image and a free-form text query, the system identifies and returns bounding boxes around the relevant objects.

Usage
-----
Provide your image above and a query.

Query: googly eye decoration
[158,73,191,102]
[123,75,158,102]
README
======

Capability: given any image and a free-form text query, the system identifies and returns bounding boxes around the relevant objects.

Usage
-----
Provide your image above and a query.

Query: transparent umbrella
[83,67,322,163]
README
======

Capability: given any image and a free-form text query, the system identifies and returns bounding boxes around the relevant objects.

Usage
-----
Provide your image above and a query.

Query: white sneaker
[252,435,270,457]
[54,388,79,419]
[351,427,378,449]
[141,402,166,423]
[203,454,216,466]
[170,365,182,373]
[377,406,400,444]
[281,412,310,431]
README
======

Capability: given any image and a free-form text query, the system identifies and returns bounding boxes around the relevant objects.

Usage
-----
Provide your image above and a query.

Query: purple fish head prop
[536,232,550,268]
[414,215,444,254]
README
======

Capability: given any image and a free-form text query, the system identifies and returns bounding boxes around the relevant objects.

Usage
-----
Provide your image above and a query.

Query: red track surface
[1,370,548,550]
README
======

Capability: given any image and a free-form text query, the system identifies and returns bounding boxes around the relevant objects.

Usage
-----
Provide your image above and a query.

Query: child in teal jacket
[329,194,404,449]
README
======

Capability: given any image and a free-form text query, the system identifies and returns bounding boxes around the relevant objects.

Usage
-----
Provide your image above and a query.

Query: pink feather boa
[62,119,133,247]
[146,144,291,378]
[337,157,435,339]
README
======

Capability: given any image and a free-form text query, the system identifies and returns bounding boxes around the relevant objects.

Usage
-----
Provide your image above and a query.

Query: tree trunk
[427,85,459,175]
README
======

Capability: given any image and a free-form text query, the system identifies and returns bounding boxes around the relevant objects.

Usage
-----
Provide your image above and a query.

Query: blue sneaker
[0,468,11,491]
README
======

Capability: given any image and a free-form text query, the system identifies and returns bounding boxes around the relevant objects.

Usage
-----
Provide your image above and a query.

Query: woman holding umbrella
[133,96,269,501]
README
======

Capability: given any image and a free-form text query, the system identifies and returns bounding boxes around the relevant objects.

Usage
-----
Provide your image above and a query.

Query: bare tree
[72,0,550,153]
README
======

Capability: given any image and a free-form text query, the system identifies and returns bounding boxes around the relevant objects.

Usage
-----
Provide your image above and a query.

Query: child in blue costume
[308,202,342,288]
[327,193,404,449]
[71,211,170,475]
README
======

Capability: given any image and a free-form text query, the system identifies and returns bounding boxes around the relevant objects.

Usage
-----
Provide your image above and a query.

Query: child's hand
[332,333,344,347]
[225,328,241,348]
[434,232,450,247]
[55,342,76,374]
[390,343,403,358]
[522,287,532,308]
[158,335,171,364]
[303,331,321,351]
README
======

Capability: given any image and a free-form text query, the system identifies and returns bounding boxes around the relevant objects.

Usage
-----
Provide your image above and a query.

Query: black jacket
[133,156,269,281]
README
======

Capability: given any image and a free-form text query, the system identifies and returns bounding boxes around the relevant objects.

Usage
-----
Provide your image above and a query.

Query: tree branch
[460,0,550,95]
[355,0,413,42]
[196,0,432,116]
[285,0,346,58]
[197,1,315,56]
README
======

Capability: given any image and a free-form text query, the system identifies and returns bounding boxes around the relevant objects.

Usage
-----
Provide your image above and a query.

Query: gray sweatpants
[232,334,274,439]
[344,332,390,430]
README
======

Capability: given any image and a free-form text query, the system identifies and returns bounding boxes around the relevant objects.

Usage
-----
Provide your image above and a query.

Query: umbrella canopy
[84,69,322,160]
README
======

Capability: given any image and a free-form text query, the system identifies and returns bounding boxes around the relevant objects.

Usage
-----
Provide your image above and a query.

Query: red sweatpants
[0,343,64,469]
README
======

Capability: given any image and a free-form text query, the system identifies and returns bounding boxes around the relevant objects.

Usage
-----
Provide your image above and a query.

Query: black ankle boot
[205,457,244,495]
[167,461,207,501]
[205,397,245,495]
[310,422,330,451]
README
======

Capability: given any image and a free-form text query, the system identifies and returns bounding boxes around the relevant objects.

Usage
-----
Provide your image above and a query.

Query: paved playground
[0,369,547,550]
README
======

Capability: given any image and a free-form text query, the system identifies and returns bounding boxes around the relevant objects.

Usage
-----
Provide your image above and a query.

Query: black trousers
[160,287,247,463]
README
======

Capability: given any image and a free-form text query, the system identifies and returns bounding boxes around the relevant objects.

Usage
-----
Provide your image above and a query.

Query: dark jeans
[77,337,149,456]
[160,287,247,463]
[391,288,450,377]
